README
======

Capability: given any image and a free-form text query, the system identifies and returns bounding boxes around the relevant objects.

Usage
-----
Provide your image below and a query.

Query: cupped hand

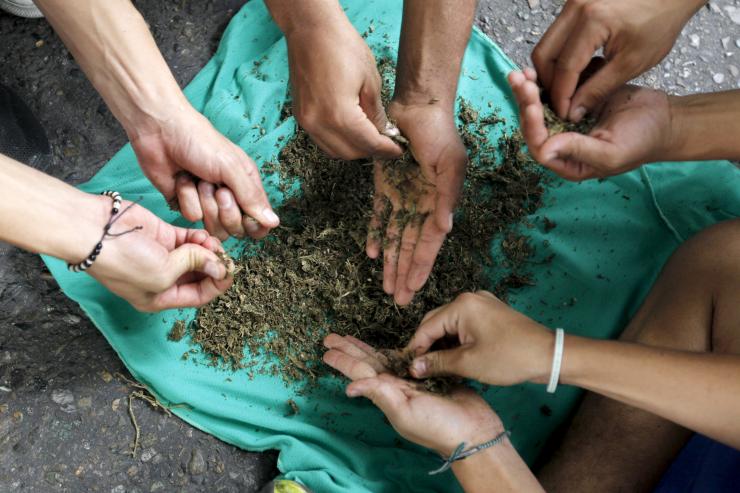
[406,291,554,386]
[508,69,674,181]
[367,102,468,305]
[130,107,279,240]
[88,198,233,312]
[284,19,403,160]
[322,333,503,456]
[532,0,700,121]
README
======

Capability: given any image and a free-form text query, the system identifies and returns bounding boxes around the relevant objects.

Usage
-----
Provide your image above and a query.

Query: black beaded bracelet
[67,191,141,273]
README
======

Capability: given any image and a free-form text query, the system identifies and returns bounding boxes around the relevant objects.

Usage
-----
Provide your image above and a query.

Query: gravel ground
[1,1,738,492]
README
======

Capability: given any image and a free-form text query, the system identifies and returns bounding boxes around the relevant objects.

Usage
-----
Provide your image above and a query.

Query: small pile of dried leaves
[185,63,546,391]
[543,104,595,135]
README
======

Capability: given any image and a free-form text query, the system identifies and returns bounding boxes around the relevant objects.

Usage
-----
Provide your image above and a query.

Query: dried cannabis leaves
[188,97,545,389]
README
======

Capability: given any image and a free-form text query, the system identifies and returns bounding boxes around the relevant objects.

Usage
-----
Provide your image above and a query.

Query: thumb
[164,243,227,286]
[359,81,403,158]
[569,61,625,121]
[410,347,466,379]
[541,132,616,180]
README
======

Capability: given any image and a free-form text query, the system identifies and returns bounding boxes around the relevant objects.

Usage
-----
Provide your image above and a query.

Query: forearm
[668,90,740,161]
[452,438,544,493]
[265,0,349,37]
[562,335,740,448]
[34,0,189,137]
[0,154,108,263]
[394,0,477,108]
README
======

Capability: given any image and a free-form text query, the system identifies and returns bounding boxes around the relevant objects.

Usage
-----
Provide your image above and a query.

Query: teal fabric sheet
[42,1,740,491]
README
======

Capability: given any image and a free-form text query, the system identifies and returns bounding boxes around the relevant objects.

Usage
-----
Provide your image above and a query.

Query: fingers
[175,173,203,222]
[432,156,465,237]
[345,375,408,420]
[382,210,402,295]
[406,214,446,293]
[531,0,581,89]
[507,72,549,162]
[152,273,233,310]
[220,148,280,231]
[198,181,228,240]
[549,21,609,118]
[406,304,459,356]
[148,242,234,310]
[410,347,466,379]
[540,132,616,180]
[214,187,246,239]
[393,220,422,306]
[366,182,388,259]
[570,60,626,120]
[359,81,404,159]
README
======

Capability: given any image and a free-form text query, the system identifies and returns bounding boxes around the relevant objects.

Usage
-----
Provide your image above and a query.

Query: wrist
[46,192,111,264]
[268,0,348,40]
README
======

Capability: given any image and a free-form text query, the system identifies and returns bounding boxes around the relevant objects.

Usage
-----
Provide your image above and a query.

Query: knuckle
[581,1,605,20]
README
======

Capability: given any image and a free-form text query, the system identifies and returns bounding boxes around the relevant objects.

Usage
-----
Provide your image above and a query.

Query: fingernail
[216,191,232,208]
[447,213,454,231]
[412,358,427,376]
[203,261,221,279]
[571,106,586,122]
[544,152,558,162]
[346,388,360,398]
[383,123,400,138]
[262,208,279,226]
[244,217,260,235]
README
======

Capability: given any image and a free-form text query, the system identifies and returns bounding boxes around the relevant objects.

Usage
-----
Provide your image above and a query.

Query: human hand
[88,197,233,312]
[130,107,279,241]
[284,17,403,160]
[532,0,703,121]
[406,291,554,386]
[322,333,503,456]
[508,69,675,181]
[366,102,468,305]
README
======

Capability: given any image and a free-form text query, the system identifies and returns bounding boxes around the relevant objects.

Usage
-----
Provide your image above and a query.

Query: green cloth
[42,1,740,491]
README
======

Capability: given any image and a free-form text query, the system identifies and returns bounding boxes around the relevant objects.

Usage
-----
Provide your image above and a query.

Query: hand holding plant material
[133,108,280,240]
[89,199,234,312]
[508,69,674,181]
[531,0,703,121]
[322,333,503,457]
[407,291,554,386]
[366,102,468,305]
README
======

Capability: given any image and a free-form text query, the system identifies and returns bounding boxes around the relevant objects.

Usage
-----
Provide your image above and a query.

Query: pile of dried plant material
[186,65,547,391]
[543,104,595,135]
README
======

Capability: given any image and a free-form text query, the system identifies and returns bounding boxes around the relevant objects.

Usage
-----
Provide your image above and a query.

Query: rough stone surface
[0,0,737,492]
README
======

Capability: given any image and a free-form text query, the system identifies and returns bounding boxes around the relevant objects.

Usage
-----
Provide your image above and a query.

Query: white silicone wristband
[546,328,564,394]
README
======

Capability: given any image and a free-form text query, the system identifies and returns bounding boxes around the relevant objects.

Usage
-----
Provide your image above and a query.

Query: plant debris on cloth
[184,62,547,392]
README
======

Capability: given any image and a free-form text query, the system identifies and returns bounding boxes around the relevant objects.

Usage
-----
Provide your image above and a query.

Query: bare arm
[0,153,231,311]
[372,0,477,305]
[562,336,740,448]
[394,0,477,107]
[668,90,740,162]
[33,0,278,238]
[408,292,740,450]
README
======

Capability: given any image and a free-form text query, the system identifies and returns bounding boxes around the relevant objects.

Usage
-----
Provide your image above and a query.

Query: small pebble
[34,39,44,48]
[722,37,730,50]
[713,72,725,84]
[188,448,207,475]
[736,39,740,49]
[689,34,700,48]
[729,65,739,78]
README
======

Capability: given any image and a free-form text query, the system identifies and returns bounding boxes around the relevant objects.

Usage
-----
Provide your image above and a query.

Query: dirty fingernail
[571,106,586,122]
[448,213,454,231]
[262,208,279,226]
[244,217,261,235]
